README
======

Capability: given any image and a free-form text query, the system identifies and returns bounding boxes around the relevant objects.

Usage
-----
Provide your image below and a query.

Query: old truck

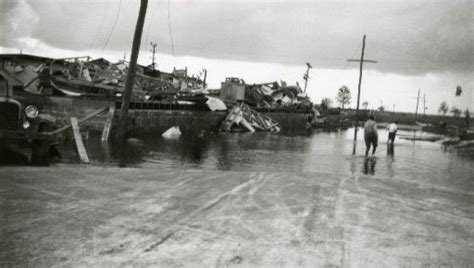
[0,73,59,165]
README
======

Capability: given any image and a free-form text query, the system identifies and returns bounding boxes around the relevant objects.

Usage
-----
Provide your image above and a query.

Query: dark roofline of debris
[0,53,196,82]
[0,53,313,114]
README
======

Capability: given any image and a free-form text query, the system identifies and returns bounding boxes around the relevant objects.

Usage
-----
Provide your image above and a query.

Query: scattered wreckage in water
[0,53,312,164]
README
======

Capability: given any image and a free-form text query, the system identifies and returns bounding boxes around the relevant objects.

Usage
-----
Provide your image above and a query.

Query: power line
[342,42,362,71]
[144,0,159,48]
[167,0,175,56]
[101,0,123,54]
[89,6,107,49]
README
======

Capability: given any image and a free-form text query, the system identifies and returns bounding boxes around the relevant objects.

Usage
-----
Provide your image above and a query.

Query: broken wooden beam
[71,117,90,164]
[101,103,116,142]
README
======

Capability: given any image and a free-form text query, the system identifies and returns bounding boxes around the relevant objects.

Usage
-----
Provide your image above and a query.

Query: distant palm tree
[336,86,351,109]
[438,101,449,117]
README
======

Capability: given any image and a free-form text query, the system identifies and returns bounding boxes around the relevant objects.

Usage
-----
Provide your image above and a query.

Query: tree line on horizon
[318,85,470,120]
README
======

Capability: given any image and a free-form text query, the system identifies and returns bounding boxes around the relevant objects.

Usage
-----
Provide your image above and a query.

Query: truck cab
[0,74,58,165]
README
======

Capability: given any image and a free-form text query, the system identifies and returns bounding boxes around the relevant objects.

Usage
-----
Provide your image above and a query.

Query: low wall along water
[37,96,309,136]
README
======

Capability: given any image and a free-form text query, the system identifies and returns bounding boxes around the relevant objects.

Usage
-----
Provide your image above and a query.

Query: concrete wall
[33,95,308,135]
[125,110,227,135]
[125,110,309,135]
[264,112,309,135]
[42,96,113,131]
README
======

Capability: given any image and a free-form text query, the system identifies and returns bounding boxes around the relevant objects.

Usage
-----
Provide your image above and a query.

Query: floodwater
[2,128,473,266]
[63,127,474,179]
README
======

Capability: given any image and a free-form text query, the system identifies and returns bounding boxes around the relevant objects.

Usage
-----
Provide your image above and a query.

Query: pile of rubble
[244,81,305,108]
[220,77,312,111]
[0,54,207,102]
[0,54,316,133]
[220,103,280,132]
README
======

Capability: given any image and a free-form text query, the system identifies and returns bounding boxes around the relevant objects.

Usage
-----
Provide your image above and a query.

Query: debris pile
[220,103,280,132]
[220,78,312,110]
[0,54,313,116]
[0,54,206,102]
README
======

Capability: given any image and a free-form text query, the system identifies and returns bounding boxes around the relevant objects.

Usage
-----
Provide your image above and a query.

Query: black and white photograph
[0,0,473,266]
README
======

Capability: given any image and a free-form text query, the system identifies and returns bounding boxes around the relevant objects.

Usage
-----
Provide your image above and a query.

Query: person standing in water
[386,121,398,145]
[364,115,378,156]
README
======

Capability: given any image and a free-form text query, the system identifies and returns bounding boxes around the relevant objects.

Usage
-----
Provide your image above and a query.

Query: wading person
[364,115,378,156]
[386,121,398,145]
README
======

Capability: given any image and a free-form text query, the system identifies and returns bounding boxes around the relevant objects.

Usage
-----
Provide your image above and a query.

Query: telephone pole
[415,88,420,120]
[347,34,377,154]
[116,0,148,142]
[423,93,426,117]
[150,42,157,70]
[303,62,312,92]
[347,35,378,113]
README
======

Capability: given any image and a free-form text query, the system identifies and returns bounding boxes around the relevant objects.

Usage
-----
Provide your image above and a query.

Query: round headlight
[25,105,39,119]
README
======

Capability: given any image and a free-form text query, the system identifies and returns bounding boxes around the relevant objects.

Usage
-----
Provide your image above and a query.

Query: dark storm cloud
[1,0,473,75]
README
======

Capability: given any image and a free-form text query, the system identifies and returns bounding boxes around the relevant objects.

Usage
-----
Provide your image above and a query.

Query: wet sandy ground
[1,160,473,267]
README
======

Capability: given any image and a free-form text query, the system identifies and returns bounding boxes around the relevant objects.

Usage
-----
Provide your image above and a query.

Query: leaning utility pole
[203,69,207,88]
[415,88,420,119]
[347,34,377,153]
[303,62,312,92]
[116,0,148,142]
[150,42,157,70]
[423,93,426,117]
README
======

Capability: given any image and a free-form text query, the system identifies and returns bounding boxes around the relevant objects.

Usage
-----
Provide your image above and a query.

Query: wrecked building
[219,77,312,111]
[0,53,311,139]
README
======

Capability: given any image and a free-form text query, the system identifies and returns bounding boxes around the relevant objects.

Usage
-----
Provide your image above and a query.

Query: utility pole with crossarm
[150,42,157,70]
[347,34,377,154]
[303,62,312,93]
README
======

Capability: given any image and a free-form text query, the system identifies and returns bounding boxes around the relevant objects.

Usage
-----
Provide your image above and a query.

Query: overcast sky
[0,0,472,113]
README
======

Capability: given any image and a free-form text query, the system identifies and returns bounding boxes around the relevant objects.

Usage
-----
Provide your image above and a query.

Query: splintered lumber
[220,106,242,132]
[101,104,116,142]
[49,107,108,135]
[71,117,90,164]
[220,103,280,132]
[240,118,256,132]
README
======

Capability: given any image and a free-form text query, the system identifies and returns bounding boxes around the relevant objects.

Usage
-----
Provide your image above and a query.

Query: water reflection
[50,128,473,183]
[387,143,395,157]
[363,157,377,175]
[386,143,395,178]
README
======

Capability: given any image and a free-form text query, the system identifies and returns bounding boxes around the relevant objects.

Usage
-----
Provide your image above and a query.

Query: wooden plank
[101,104,116,142]
[48,107,108,135]
[71,117,90,164]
